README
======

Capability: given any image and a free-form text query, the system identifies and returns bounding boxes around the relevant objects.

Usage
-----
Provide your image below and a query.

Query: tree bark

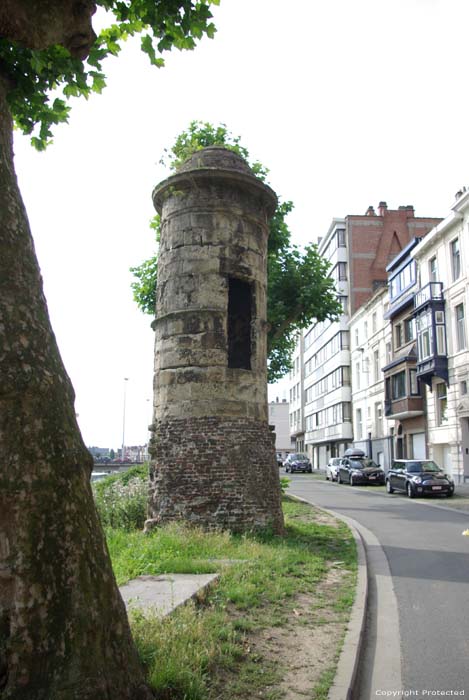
[0,76,153,699]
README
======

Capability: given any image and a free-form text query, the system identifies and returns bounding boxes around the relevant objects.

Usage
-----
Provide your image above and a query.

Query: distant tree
[0,3,217,698]
[131,121,342,381]
[110,448,116,460]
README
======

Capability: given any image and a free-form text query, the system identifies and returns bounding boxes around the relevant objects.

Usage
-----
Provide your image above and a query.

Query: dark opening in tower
[228,278,252,370]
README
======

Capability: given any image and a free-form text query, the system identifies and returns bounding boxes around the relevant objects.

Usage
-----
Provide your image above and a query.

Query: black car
[284,453,312,473]
[386,459,455,498]
[337,450,385,486]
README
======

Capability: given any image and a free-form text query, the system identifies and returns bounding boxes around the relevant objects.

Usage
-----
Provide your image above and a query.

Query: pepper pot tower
[146,147,284,534]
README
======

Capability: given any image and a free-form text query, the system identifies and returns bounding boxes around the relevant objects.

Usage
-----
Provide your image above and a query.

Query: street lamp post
[122,377,128,462]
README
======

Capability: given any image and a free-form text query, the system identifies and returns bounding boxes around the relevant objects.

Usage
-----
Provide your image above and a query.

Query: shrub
[93,464,148,530]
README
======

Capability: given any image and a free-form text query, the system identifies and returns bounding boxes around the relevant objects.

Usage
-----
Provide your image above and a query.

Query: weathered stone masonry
[146,147,284,534]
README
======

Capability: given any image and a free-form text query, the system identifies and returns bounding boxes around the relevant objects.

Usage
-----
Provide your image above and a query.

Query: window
[375,402,383,437]
[343,402,352,421]
[395,324,403,349]
[228,278,252,370]
[389,261,416,301]
[373,349,380,382]
[386,342,392,364]
[354,329,359,347]
[355,362,361,390]
[337,228,346,247]
[451,238,461,281]
[436,323,446,355]
[409,369,418,395]
[338,295,348,313]
[417,309,432,360]
[404,318,414,343]
[429,256,438,283]
[338,262,347,280]
[312,331,349,368]
[372,312,377,333]
[356,408,363,440]
[392,371,406,399]
[436,383,448,425]
[456,303,466,351]
[461,380,468,396]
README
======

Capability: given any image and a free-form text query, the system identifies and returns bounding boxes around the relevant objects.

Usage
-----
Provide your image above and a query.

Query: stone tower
[146,147,284,534]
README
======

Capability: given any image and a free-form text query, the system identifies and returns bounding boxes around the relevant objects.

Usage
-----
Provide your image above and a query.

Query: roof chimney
[378,201,388,216]
[366,205,376,216]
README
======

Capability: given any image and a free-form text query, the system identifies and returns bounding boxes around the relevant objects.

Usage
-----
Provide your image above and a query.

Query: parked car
[284,453,312,473]
[326,458,342,481]
[386,459,455,498]
[337,449,385,485]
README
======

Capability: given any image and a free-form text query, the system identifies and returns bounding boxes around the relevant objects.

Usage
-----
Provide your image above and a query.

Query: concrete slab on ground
[120,573,219,617]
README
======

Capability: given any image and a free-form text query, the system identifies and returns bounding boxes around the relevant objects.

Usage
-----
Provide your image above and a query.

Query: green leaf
[1,1,217,147]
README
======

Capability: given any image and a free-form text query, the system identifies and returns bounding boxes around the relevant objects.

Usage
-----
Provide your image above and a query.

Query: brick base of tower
[145,417,285,534]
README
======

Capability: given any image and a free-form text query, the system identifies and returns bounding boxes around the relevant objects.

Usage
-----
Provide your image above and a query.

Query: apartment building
[290,202,441,469]
[268,399,293,461]
[288,335,305,451]
[382,237,428,460]
[411,189,469,480]
[349,285,394,468]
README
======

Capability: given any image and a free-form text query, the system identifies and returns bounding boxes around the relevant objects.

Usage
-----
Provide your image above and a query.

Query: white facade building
[268,400,293,461]
[349,286,395,468]
[288,334,305,452]
[412,189,469,481]
[302,220,352,468]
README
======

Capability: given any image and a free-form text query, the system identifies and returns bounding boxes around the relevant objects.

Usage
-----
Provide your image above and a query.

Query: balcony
[384,396,424,420]
[305,421,353,444]
[414,282,444,312]
[416,355,448,387]
[383,351,424,420]
[414,282,448,386]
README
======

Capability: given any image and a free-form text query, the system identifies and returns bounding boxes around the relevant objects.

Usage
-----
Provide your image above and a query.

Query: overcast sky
[13,0,469,449]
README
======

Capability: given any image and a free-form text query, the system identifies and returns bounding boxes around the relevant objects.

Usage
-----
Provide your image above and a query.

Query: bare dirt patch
[256,565,351,699]
[208,506,355,700]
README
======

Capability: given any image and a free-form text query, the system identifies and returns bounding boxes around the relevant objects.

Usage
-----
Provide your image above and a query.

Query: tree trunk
[0,76,153,700]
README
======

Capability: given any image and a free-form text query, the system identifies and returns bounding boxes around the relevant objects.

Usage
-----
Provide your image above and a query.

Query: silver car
[326,458,342,481]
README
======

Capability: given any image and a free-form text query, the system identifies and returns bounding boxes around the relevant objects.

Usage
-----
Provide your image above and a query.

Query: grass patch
[312,666,337,699]
[95,470,357,699]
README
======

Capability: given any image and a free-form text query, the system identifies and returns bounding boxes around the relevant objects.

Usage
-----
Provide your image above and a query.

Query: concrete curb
[326,511,367,700]
[288,495,368,700]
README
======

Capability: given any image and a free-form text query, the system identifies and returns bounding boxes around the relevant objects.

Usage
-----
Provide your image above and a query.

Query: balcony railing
[414,282,444,311]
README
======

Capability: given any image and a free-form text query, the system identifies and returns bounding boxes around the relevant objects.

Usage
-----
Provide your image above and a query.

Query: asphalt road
[287,473,469,698]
